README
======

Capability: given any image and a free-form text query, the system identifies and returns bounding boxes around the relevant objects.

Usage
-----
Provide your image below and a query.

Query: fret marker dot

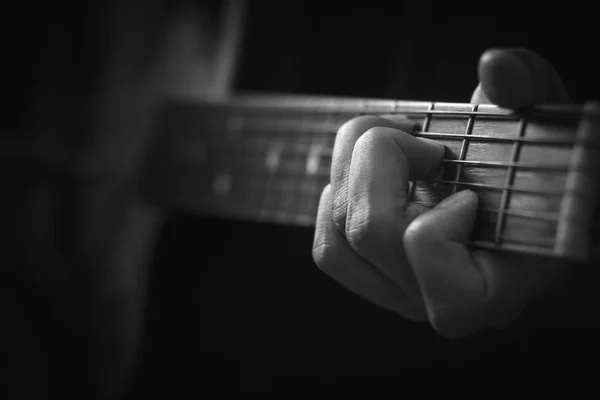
[214,173,231,196]
[266,143,282,172]
[306,144,322,175]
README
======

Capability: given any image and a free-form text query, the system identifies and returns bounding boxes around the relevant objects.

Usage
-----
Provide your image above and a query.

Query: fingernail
[437,189,474,209]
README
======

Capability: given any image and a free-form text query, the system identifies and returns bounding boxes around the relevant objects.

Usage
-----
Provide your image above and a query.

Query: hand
[312,48,571,338]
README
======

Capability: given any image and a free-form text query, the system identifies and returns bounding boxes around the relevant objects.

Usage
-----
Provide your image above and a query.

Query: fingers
[470,47,571,108]
[312,185,427,321]
[404,189,563,338]
[345,127,443,305]
[330,116,413,233]
[316,116,444,321]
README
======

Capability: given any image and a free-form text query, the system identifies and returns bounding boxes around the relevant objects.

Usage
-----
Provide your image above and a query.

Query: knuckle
[331,188,348,230]
[356,126,394,149]
[353,127,377,151]
[335,116,389,145]
[312,239,338,275]
[345,207,384,255]
[331,202,347,231]
[337,115,383,136]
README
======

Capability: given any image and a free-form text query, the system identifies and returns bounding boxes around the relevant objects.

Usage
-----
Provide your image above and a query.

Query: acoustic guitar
[142,92,600,264]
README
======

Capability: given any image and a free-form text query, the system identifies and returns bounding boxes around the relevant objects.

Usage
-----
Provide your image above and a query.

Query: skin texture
[313,47,573,338]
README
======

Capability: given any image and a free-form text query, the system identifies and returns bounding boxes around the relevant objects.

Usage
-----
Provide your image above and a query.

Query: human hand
[312,48,571,338]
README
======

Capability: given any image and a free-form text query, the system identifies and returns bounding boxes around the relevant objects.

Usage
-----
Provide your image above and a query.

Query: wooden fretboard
[142,92,600,263]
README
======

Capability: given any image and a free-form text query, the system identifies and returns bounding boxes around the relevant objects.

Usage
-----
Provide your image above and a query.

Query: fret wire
[453,104,478,194]
[409,103,434,200]
[495,116,528,245]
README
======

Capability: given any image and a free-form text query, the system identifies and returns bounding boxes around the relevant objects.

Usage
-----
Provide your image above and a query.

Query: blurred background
[3,0,600,397]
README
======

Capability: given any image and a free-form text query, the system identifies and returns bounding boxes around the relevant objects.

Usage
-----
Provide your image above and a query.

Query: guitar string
[205,95,594,116]
[195,107,587,244]
[189,147,582,198]
[6,104,590,176]
[184,137,593,173]
[179,106,581,226]
[181,118,582,218]
[189,107,591,206]
[196,98,600,123]
[184,165,565,223]
[168,99,600,257]
[191,172,560,250]
[199,114,592,147]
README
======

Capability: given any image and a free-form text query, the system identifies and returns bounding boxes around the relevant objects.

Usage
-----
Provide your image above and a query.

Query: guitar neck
[142,92,600,263]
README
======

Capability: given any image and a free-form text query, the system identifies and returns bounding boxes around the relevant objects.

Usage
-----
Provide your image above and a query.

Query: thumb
[470,47,571,109]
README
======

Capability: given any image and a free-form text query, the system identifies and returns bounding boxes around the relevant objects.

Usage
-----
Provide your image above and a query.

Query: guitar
[141,92,600,264]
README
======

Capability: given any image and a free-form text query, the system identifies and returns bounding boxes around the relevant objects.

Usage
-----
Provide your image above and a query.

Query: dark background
[4,0,599,397]
[133,1,600,395]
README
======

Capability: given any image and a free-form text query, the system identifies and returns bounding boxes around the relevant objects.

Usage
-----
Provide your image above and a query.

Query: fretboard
[142,92,600,262]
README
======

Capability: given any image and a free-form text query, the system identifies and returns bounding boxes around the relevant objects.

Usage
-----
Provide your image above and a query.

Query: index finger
[344,127,445,305]
[330,116,414,233]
